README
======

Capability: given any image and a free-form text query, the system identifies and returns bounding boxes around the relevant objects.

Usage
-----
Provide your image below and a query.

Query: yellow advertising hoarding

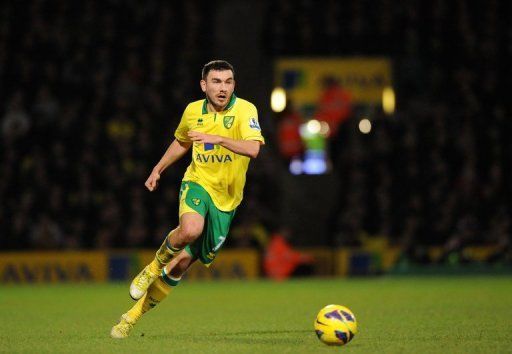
[0,250,259,284]
[0,252,108,284]
[275,57,392,105]
[2,246,497,283]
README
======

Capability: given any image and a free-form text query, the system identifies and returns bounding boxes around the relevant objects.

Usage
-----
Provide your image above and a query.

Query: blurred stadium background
[1,1,511,352]
[1,0,510,282]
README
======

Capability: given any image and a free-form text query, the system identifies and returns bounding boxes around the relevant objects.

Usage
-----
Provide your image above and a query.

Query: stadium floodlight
[271,87,287,113]
[382,86,395,115]
[359,118,372,134]
[306,119,321,135]
[319,121,330,136]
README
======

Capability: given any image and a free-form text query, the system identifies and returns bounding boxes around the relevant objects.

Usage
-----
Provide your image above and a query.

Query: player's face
[201,70,235,111]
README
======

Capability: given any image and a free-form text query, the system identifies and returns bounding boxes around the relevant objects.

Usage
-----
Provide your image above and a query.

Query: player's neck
[207,102,228,113]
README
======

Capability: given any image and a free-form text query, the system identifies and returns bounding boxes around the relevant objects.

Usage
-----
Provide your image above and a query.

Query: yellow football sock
[148,229,182,274]
[126,277,172,322]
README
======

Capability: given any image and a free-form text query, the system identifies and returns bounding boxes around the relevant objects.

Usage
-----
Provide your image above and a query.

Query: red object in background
[277,111,303,159]
[315,82,352,136]
[263,234,314,281]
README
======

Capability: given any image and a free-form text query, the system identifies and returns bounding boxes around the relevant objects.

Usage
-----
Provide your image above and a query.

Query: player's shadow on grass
[211,329,311,336]
[206,329,313,345]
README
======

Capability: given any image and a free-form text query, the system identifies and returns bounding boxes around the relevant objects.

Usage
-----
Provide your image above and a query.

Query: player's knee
[178,223,202,244]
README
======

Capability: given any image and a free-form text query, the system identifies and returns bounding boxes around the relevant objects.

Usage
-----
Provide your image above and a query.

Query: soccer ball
[314,304,358,346]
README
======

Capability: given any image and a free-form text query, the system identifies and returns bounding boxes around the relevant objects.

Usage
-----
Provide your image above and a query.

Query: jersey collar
[202,94,237,114]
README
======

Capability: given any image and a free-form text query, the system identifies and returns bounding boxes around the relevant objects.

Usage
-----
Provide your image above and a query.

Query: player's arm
[218,136,262,158]
[145,139,192,191]
[187,131,261,159]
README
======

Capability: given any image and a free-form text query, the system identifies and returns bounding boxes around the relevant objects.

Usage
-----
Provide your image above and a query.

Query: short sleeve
[239,104,265,144]
[174,105,191,142]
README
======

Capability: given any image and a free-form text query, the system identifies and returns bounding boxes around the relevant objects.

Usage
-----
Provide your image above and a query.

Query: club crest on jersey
[224,116,234,129]
[197,118,204,126]
[191,198,201,206]
[249,118,261,130]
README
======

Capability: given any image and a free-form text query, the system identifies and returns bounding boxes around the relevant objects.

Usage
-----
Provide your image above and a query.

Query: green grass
[0,277,511,353]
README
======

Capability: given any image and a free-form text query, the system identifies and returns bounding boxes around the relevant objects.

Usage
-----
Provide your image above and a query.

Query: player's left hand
[188,131,222,144]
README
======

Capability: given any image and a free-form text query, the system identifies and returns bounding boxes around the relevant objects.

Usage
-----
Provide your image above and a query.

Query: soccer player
[111,60,265,338]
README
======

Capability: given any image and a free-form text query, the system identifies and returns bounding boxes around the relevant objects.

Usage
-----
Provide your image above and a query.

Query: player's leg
[129,227,178,300]
[130,212,204,299]
[111,251,196,339]
[111,186,235,338]
[129,182,206,300]
[185,201,236,267]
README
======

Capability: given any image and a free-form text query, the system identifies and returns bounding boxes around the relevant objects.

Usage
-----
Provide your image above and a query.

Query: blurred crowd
[0,0,219,249]
[1,0,511,260]
[265,0,511,259]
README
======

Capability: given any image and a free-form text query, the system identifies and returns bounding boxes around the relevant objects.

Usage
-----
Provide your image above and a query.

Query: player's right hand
[145,170,161,192]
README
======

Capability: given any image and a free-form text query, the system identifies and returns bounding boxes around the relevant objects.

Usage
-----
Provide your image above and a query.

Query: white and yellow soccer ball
[314,304,358,346]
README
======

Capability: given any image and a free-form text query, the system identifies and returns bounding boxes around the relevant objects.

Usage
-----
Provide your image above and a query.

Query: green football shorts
[179,181,236,266]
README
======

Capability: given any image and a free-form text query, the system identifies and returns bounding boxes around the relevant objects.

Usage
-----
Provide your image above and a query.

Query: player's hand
[188,131,222,144]
[145,170,161,192]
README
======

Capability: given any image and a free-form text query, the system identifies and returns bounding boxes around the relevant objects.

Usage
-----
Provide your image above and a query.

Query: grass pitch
[0,277,511,353]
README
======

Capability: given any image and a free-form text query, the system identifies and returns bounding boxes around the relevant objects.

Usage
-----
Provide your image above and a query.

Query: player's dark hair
[202,60,235,80]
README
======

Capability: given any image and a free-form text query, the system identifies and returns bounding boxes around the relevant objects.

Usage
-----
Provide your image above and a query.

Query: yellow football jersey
[174,94,265,211]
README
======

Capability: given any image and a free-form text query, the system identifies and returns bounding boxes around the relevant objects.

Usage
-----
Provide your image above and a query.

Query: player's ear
[200,79,206,93]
